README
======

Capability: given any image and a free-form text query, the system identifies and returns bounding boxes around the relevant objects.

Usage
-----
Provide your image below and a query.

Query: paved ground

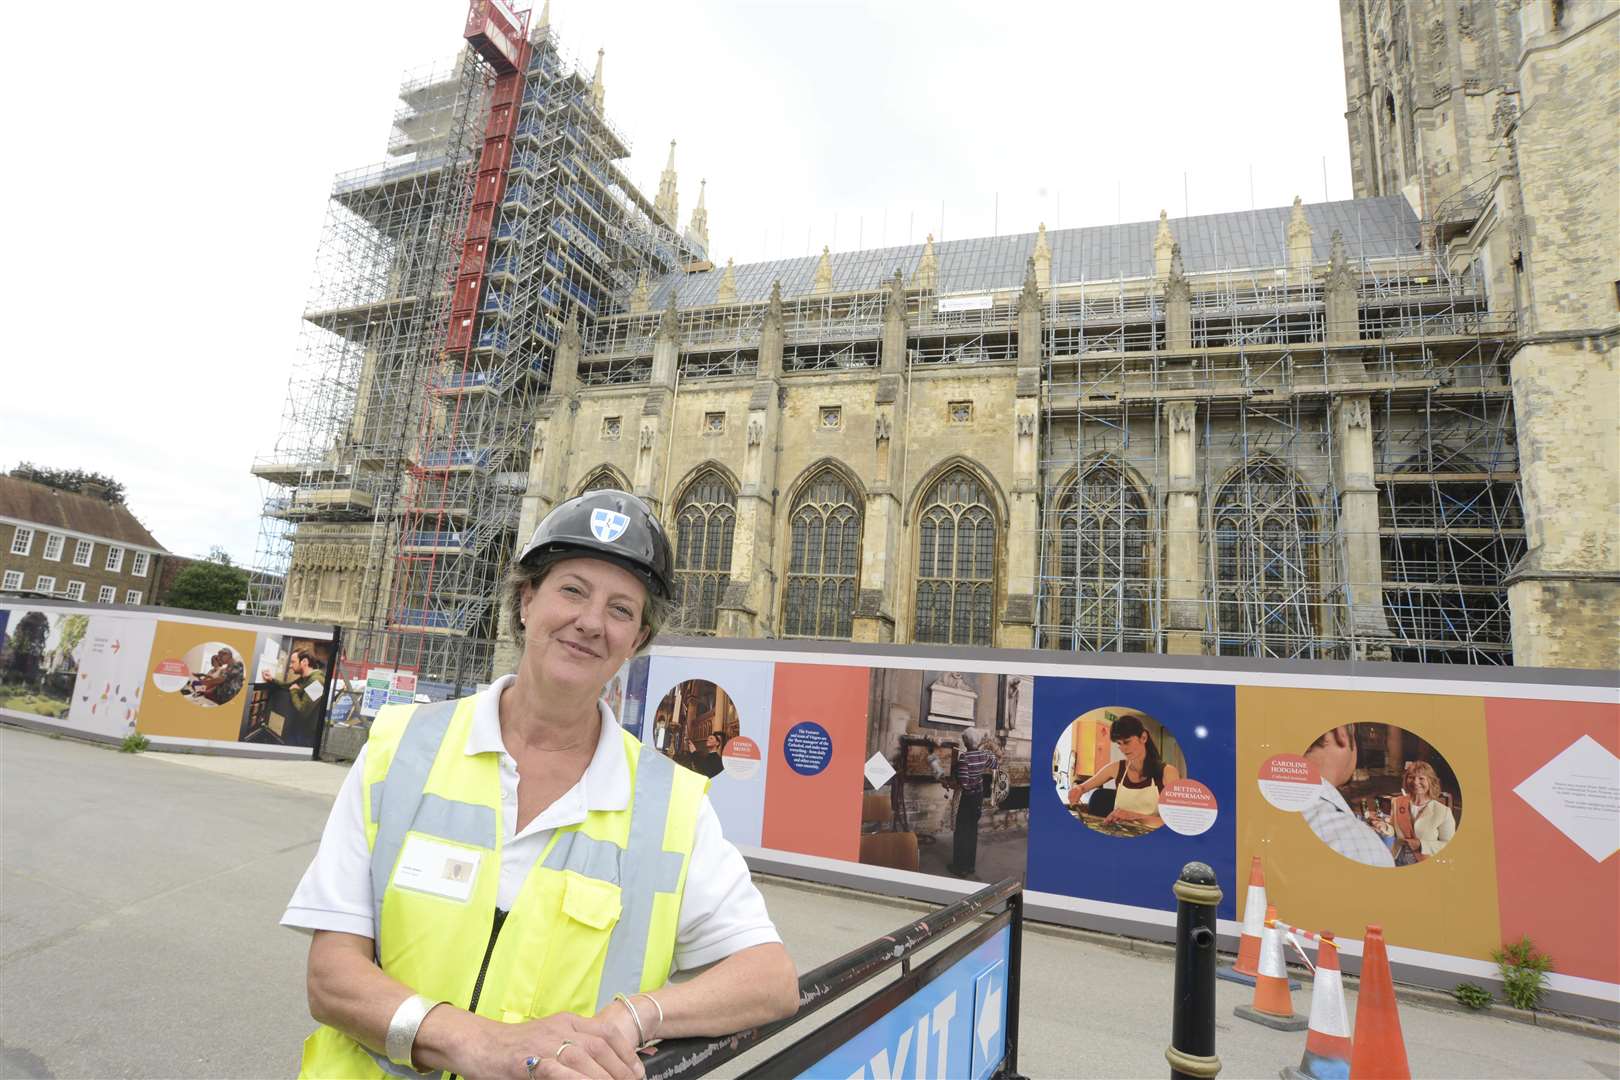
[3,726,1616,1079]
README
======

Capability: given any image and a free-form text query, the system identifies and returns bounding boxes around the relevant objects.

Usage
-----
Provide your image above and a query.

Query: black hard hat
[517,489,673,599]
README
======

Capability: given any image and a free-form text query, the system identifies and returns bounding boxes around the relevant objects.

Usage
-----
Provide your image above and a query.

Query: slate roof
[0,476,167,552]
[646,196,1421,310]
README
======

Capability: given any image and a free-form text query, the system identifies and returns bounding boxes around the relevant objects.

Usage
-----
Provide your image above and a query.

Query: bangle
[634,992,664,1039]
[612,992,647,1046]
[385,993,441,1070]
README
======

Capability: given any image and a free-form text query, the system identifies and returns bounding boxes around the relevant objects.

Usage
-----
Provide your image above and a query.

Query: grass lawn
[0,689,70,719]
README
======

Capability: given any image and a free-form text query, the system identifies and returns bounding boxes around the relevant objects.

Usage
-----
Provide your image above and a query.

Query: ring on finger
[525,1055,541,1080]
[554,1039,577,1063]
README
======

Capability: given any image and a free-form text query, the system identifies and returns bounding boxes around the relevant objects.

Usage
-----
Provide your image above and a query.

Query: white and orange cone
[1284,931,1352,1080]
[1234,854,1268,977]
[1235,907,1308,1030]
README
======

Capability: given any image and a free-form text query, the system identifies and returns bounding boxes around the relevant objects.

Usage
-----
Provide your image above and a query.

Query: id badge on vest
[392,835,482,902]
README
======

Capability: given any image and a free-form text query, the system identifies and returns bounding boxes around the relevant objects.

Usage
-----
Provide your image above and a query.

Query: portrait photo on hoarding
[650,678,740,779]
[240,638,332,748]
[176,642,246,708]
[1300,722,1461,868]
[1052,706,1188,838]
[858,669,1033,883]
[0,610,84,720]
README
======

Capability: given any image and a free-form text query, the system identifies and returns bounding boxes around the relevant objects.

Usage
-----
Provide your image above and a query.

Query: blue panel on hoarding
[1026,677,1237,919]
[802,925,1010,1080]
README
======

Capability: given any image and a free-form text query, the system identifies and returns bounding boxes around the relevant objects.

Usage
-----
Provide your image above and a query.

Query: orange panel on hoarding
[1486,697,1620,986]
[761,663,868,862]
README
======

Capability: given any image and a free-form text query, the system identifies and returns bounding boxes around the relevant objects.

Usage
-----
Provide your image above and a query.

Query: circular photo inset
[168,642,246,708]
[651,679,741,780]
[1052,706,1189,837]
[1297,723,1461,868]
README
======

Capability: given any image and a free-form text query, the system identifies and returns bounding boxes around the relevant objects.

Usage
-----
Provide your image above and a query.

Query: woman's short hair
[1403,759,1442,798]
[505,556,671,651]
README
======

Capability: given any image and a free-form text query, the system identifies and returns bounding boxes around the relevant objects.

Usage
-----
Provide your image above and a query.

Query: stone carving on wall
[1016,413,1036,437]
[1341,397,1371,429]
[747,419,763,447]
[926,672,977,727]
[1168,401,1196,433]
[640,426,655,449]
[875,414,892,444]
[1490,96,1518,139]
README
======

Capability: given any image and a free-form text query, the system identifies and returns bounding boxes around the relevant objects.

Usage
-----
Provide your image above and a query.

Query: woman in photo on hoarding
[1391,759,1456,863]
[284,490,798,1080]
[1068,713,1180,829]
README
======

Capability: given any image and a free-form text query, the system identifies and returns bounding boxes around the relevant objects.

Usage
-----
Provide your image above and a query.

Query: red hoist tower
[383,0,532,672]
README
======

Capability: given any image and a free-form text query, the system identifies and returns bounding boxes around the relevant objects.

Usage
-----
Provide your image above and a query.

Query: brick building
[0,476,168,606]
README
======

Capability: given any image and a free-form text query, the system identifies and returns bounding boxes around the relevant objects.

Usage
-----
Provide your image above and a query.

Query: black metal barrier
[644,877,1026,1080]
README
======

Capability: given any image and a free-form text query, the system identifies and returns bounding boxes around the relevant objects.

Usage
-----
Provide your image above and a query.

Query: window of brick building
[73,540,93,566]
[44,534,64,561]
[132,552,150,577]
[66,581,85,601]
[105,546,125,573]
[2,570,22,591]
[10,527,34,557]
[35,575,56,595]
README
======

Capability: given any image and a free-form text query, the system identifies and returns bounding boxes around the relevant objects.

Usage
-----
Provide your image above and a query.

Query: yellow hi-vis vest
[299,696,708,1079]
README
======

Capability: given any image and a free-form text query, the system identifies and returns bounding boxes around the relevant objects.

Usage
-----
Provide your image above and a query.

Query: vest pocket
[560,870,622,930]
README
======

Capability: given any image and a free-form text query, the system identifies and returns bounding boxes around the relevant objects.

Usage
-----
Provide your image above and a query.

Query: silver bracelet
[634,992,664,1039]
[612,992,647,1046]
[385,993,441,1070]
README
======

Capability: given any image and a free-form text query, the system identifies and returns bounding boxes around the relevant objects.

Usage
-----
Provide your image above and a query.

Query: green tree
[51,615,90,671]
[11,463,126,504]
[163,560,249,615]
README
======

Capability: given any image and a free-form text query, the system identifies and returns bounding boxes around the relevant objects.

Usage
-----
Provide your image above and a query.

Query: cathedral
[254,0,1617,688]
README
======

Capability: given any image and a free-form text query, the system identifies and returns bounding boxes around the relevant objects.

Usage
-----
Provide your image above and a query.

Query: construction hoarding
[634,639,1618,1020]
[0,599,337,757]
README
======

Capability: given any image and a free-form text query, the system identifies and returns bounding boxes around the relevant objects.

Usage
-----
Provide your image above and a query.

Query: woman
[1066,713,1180,829]
[1393,759,1456,861]
[283,490,799,1079]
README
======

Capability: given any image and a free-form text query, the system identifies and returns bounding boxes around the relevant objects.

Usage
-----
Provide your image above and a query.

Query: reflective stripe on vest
[367,704,685,1009]
[367,698,491,938]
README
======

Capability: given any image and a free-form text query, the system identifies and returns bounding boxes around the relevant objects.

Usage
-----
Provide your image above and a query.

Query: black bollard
[1167,861,1223,1080]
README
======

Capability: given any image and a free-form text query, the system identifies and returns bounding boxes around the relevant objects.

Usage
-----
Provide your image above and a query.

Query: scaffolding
[1032,212,1521,662]
[253,8,1527,676]
[253,13,701,690]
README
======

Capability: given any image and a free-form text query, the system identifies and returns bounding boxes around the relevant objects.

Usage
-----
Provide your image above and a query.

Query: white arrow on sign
[976,980,1002,1059]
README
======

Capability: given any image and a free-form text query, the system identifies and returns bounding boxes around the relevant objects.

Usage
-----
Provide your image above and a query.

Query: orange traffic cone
[1349,926,1410,1080]
[1284,932,1352,1080]
[1234,855,1268,977]
[1235,907,1308,1030]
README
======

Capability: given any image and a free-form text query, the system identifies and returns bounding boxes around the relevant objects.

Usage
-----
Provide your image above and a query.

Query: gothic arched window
[1213,462,1321,658]
[782,467,861,638]
[1379,448,1523,664]
[1040,460,1152,652]
[913,467,998,646]
[576,465,629,495]
[671,469,736,635]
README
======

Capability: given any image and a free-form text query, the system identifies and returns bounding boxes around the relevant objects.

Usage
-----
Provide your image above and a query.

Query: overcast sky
[0,0,1351,567]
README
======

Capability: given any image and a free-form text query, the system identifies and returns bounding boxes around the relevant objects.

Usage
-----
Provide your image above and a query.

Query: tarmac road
[2,726,1616,1079]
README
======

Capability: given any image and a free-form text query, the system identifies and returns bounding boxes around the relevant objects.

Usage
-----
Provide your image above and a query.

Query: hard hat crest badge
[590,507,631,543]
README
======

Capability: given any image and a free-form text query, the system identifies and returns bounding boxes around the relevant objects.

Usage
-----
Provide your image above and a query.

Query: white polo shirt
[281,675,781,972]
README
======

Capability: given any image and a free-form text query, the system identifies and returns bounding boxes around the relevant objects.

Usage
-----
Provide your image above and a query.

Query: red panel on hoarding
[761,663,868,862]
